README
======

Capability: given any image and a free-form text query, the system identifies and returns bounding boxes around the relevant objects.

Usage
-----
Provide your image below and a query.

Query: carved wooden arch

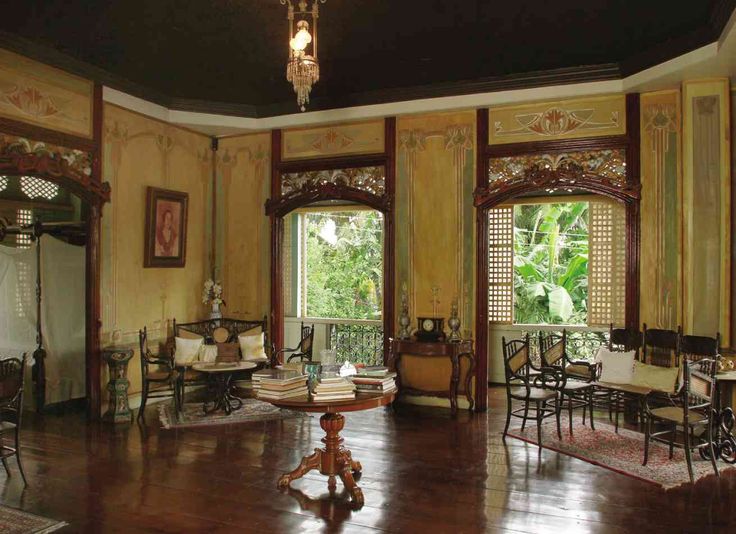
[267,119,396,362]
[0,84,109,418]
[473,94,642,413]
[265,182,390,218]
[473,169,640,210]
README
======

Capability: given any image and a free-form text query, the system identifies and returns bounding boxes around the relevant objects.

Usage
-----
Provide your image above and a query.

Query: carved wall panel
[0,49,93,138]
[488,95,626,145]
[282,120,384,160]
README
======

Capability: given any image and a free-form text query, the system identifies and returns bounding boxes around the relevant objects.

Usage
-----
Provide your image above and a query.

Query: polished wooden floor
[1,386,735,533]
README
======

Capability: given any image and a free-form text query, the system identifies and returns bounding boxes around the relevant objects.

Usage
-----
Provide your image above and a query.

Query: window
[489,197,625,326]
[513,202,589,325]
[296,209,383,320]
[16,208,32,249]
[20,176,58,200]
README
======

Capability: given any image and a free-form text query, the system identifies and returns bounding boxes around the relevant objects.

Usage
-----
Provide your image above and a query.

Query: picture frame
[144,186,188,268]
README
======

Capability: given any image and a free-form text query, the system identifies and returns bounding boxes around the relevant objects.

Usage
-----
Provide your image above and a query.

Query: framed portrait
[144,187,188,268]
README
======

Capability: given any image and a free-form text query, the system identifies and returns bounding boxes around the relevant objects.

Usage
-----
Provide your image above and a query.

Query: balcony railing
[327,320,384,366]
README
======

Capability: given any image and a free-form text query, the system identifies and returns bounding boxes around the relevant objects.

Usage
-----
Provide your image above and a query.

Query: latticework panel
[281,166,386,198]
[589,200,626,326]
[15,208,32,248]
[489,149,627,185]
[20,176,59,200]
[488,207,513,323]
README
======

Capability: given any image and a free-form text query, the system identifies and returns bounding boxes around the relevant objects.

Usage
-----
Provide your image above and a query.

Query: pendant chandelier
[281,0,326,112]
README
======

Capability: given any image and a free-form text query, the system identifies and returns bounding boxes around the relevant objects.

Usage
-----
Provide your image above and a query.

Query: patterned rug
[507,417,733,489]
[159,398,308,429]
[0,505,66,533]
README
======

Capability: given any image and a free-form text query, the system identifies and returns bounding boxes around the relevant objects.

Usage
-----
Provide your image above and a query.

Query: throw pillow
[216,342,240,363]
[595,347,635,384]
[239,330,268,361]
[631,360,679,393]
[174,336,204,365]
[199,344,218,363]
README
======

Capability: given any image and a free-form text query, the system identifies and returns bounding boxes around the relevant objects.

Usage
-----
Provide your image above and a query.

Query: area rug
[159,398,308,429]
[0,505,66,533]
[507,417,733,489]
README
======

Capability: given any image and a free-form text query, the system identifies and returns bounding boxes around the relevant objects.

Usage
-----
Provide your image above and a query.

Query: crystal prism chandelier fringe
[281,0,326,112]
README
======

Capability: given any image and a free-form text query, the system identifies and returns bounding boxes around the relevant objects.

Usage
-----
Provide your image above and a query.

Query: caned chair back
[0,357,24,407]
[608,324,642,356]
[680,333,720,363]
[539,331,566,367]
[503,335,530,378]
[299,323,315,358]
[684,358,717,405]
[642,324,681,367]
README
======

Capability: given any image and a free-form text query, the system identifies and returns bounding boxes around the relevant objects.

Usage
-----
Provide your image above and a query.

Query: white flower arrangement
[202,278,225,306]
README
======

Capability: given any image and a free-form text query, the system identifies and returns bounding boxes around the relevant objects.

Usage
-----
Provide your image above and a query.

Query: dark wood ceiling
[1,1,733,117]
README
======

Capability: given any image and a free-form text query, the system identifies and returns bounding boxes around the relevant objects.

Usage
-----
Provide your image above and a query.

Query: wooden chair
[642,324,681,367]
[138,327,180,420]
[0,356,27,485]
[608,323,642,356]
[502,335,561,447]
[679,333,720,363]
[538,331,595,436]
[276,323,315,363]
[643,358,719,483]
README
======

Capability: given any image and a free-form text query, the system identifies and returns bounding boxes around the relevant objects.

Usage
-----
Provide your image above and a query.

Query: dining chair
[643,358,719,483]
[0,356,27,485]
[502,335,561,447]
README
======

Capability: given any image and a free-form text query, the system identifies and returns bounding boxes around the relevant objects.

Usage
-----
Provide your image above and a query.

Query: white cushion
[631,360,679,393]
[174,336,203,365]
[239,330,268,361]
[199,345,218,363]
[595,347,635,384]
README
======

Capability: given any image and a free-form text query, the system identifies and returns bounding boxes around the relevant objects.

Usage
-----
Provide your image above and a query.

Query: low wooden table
[191,361,256,414]
[389,337,475,414]
[265,391,395,507]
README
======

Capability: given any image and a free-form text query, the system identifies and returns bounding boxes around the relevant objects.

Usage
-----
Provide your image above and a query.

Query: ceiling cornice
[1,1,734,120]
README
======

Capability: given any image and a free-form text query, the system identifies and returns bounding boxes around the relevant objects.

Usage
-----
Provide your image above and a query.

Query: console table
[388,338,475,414]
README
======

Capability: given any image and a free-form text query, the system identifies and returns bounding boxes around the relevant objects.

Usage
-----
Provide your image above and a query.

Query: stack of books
[352,366,397,394]
[312,376,356,402]
[256,370,308,400]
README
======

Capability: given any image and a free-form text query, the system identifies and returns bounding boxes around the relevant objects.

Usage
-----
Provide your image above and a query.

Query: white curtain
[0,243,37,360]
[40,235,85,404]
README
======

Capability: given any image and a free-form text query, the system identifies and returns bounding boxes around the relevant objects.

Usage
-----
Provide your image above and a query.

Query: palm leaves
[513,202,589,324]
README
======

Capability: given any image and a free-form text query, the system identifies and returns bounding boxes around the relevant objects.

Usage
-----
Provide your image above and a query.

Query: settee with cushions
[168,317,273,404]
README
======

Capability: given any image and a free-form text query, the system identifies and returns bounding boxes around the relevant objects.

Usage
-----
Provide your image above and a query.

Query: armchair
[0,356,27,485]
[502,335,561,447]
[138,327,180,420]
[538,331,595,436]
[275,323,315,364]
[643,358,719,483]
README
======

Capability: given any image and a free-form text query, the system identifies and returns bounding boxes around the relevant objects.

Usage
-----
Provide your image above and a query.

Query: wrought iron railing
[328,321,384,366]
[520,328,608,365]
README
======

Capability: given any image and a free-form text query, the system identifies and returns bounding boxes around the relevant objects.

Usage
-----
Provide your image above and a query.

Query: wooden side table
[102,346,134,423]
[389,337,475,414]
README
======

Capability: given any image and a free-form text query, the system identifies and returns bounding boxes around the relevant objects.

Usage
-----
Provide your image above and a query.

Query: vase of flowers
[202,279,224,320]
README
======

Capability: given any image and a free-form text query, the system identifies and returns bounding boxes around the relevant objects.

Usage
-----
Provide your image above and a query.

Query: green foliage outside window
[304,210,383,320]
[513,202,589,325]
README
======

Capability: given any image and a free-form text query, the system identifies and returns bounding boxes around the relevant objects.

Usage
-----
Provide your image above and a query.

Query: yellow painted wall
[101,104,213,397]
[217,133,271,321]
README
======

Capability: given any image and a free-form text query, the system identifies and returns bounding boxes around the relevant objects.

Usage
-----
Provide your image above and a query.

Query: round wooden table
[192,361,256,414]
[266,390,395,507]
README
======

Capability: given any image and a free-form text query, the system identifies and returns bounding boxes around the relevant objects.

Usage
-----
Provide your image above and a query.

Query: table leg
[461,352,475,412]
[203,373,242,415]
[277,413,365,507]
[450,354,459,415]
